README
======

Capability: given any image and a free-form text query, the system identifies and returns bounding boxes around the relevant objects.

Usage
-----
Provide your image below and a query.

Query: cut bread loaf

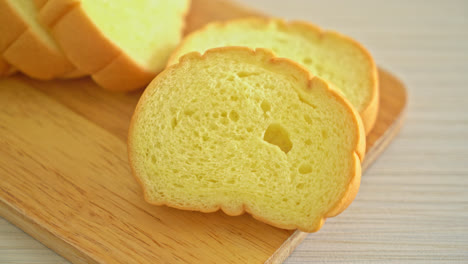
[168,18,379,134]
[128,47,365,232]
[0,0,81,80]
[37,0,190,90]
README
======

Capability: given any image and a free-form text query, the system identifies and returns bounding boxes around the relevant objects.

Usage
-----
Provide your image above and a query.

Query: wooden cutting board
[0,0,407,263]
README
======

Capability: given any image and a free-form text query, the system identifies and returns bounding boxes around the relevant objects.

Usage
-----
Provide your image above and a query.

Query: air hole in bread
[298,164,312,174]
[302,57,313,65]
[236,71,260,78]
[171,117,178,129]
[321,129,329,139]
[299,96,317,109]
[276,37,288,44]
[261,100,271,114]
[174,183,184,188]
[229,110,239,122]
[263,123,292,154]
[305,139,312,145]
[304,115,313,125]
[184,109,195,116]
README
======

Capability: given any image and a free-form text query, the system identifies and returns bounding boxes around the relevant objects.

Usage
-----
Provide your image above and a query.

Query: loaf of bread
[168,18,379,134]
[37,0,190,90]
[128,47,365,232]
[0,0,80,80]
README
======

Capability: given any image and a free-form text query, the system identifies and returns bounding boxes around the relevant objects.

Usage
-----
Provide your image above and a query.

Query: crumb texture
[130,49,361,231]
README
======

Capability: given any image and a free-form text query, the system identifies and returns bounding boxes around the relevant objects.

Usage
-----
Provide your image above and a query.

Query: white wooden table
[1,0,467,263]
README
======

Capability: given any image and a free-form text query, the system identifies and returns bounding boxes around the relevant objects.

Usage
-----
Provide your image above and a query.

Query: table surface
[1,0,467,263]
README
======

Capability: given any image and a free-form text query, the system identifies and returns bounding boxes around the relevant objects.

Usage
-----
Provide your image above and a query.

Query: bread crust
[4,28,77,80]
[0,0,18,77]
[0,0,80,80]
[59,68,87,79]
[39,0,190,90]
[129,47,365,232]
[0,58,15,77]
[91,53,156,91]
[20,0,87,79]
[0,0,28,55]
[168,17,379,134]
[37,0,80,28]
[33,0,48,9]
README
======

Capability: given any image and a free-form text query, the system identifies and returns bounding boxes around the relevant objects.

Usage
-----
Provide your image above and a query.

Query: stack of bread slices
[1,0,379,232]
[0,0,190,90]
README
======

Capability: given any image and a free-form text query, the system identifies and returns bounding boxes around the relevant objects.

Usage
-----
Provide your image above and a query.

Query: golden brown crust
[1,0,80,80]
[168,17,379,134]
[46,5,119,73]
[36,1,85,80]
[325,152,362,217]
[37,0,80,27]
[129,47,365,232]
[3,28,76,80]
[0,58,14,77]
[91,53,156,91]
[359,70,379,134]
[40,0,190,90]
[59,68,87,79]
[0,0,28,53]
[33,0,49,9]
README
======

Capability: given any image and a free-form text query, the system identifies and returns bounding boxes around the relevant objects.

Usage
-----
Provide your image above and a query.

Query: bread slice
[0,0,81,80]
[37,0,190,90]
[168,18,379,134]
[128,47,365,232]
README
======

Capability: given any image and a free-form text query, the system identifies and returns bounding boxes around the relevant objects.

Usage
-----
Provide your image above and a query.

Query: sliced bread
[0,0,27,77]
[128,47,365,232]
[168,18,379,134]
[37,0,190,90]
[0,0,81,80]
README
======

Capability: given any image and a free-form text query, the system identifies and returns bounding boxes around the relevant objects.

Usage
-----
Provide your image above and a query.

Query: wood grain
[0,0,407,263]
